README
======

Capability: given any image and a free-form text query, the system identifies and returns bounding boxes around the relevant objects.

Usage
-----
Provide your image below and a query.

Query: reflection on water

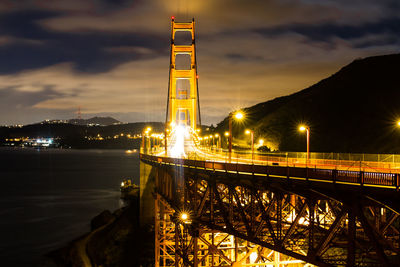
[0,147,140,266]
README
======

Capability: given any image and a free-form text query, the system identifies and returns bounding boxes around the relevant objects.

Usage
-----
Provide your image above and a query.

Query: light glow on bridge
[170,125,189,158]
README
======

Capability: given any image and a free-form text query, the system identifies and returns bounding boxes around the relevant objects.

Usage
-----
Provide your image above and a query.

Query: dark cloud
[0,9,168,74]
[0,1,399,125]
[255,17,400,45]
[225,53,263,61]
[0,86,65,108]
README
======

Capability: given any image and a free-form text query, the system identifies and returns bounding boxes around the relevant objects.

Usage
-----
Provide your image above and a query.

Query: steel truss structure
[155,193,309,267]
[150,161,400,267]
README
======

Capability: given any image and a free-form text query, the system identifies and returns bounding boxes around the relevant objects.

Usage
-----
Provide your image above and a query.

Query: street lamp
[215,133,221,150]
[229,111,244,160]
[258,139,264,147]
[397,121,400,127]
[299,125,310,163]
[142,127,152,152]
[179,211,191,224]
[245,129,254,164]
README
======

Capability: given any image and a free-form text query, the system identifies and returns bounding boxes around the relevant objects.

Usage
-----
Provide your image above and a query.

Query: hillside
[0,122,164,149]
[216,54,400,153]
[68,116,121,126]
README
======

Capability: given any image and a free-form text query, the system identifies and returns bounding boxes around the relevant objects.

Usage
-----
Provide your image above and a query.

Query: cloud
[0,0,399,125]
[254,18,400,44]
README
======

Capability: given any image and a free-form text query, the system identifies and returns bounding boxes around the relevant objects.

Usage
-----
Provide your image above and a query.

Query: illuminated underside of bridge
[139,17,400,267]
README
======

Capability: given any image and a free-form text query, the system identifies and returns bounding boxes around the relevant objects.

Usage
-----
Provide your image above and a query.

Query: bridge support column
[140,161,156,226]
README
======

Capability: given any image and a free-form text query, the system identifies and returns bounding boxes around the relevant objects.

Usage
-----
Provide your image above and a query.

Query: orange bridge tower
[166,17,201,130]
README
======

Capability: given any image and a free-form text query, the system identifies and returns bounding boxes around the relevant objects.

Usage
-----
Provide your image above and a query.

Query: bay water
[0,147,140,266]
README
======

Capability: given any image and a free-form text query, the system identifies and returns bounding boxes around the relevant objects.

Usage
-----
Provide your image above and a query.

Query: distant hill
[0,121,164,149]
[216,54,400,153]
[68,116,121,126]
[0,121,164,138]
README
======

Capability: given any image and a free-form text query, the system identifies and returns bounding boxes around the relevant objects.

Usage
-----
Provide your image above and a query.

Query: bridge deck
[141,153,400,191]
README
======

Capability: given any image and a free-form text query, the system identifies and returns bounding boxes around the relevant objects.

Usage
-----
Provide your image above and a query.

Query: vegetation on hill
[68,116,121,126]
[216,54,400,154]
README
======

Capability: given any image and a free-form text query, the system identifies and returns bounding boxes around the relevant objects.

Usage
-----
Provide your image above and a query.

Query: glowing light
[397,121,400,127]
[170,125,189,157]
[121,182,125,187]
[234,111,244,120]
[146,127,152,132]
[171,16,175,20]
[299,125,307,132]
[181,212,188,221]
[258,139,264,146]
[125,150,133,154]
[224,132,229,136]
[214,133,219,137]
[245,129,251,135]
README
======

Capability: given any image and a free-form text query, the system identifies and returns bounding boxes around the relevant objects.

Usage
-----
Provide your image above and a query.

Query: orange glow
[299,125,308,132]
[234,111,244,120]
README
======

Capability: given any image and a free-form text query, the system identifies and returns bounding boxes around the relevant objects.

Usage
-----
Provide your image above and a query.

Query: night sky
[0,0,399,125]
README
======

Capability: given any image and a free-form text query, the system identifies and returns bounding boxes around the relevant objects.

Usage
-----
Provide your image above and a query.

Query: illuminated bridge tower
[166,17,201,130]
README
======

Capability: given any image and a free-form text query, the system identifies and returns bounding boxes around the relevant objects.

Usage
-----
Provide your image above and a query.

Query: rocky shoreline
[41,196,154,267]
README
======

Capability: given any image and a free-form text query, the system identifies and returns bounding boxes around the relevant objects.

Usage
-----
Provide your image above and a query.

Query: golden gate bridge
[139,17,400,266]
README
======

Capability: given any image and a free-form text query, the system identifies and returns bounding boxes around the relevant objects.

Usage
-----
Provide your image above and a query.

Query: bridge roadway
[147,148,400,192]
[141,148,400,266]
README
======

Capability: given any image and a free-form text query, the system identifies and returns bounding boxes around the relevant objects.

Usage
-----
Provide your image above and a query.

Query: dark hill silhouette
[216,54,400,153]
[0,122,164,149]
[68,116,121,126]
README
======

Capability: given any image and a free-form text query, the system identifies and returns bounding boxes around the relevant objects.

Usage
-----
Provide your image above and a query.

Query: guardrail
[142,147,400,174]
[141,153,400,191]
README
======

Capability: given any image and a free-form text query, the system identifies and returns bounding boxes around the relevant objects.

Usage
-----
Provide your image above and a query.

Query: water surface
[0,147,140,266]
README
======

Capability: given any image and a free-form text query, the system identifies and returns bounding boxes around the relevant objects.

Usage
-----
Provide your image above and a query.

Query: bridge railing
[193,147,400,173]
[141,145,400,174]
[140,153,400,190]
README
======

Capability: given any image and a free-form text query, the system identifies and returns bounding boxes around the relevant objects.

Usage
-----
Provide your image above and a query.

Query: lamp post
[141,127,152,153]
[215,133,221,150]
[245,129,254,164]
[228,111,244,160]
[164,128,169,155]
[299,125,310,164]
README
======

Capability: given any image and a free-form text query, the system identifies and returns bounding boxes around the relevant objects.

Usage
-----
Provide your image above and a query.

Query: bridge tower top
[166,17,201,130]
